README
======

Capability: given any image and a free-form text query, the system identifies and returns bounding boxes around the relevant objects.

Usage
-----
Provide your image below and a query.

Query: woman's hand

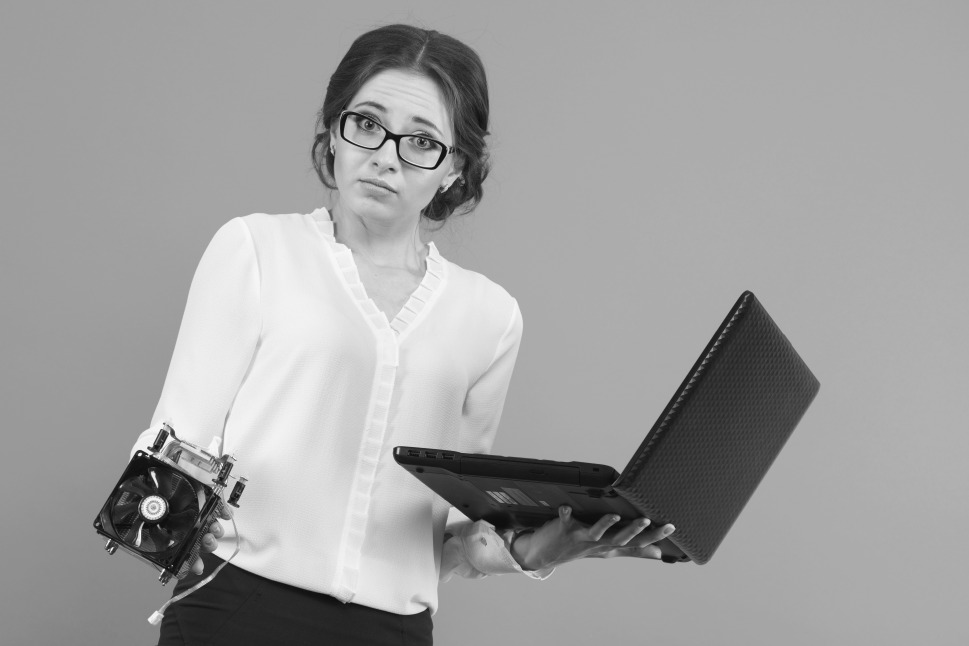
[190,501,233,575]
[509,505,674,571]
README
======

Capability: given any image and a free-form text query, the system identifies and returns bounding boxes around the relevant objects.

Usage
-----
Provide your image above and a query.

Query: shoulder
[441,254,522,334]
[204,210,329,259]
[198,210,328,278]
[233,210,321,242]
[445,260,517,310]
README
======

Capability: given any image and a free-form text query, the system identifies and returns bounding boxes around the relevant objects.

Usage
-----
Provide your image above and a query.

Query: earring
[440,183,451,193]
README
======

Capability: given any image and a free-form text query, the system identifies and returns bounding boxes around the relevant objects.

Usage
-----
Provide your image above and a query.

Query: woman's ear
[329,120,340,154]
[442,154,465,191]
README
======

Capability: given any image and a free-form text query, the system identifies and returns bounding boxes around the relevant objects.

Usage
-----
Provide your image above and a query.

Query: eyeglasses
[338,110,454,170]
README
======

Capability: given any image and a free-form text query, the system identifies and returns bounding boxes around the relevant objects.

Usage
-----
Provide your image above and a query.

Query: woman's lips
[359,178,397,193]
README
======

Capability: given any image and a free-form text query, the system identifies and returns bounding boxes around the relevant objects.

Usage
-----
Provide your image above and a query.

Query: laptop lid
[611,291,820,563]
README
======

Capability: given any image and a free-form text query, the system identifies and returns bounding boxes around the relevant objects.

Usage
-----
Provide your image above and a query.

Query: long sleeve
[131,217,262,456]
[438,301,555,582]
[440,509,554,582]
[462,298,523,454]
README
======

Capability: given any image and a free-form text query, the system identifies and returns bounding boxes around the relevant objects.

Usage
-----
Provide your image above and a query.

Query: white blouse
[130,208,550,616]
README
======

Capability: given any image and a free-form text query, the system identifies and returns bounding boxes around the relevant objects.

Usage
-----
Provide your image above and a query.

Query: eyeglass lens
[342,113,445,169]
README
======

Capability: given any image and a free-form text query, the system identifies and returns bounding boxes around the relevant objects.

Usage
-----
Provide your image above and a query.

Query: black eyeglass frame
[338,110,455,170]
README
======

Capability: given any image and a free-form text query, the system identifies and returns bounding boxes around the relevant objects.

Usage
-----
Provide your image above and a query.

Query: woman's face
[331,68,462,227]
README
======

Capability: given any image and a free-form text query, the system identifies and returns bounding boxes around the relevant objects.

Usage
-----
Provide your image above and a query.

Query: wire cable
[148,515,241,626]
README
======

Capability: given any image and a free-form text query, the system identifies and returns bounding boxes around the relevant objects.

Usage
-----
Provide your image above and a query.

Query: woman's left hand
[509,505,675,571]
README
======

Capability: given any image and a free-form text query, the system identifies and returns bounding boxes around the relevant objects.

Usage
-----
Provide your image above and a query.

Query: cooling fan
[94,424,247,584]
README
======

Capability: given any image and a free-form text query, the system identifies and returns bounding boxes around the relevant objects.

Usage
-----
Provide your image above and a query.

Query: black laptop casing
[395,291,820,565]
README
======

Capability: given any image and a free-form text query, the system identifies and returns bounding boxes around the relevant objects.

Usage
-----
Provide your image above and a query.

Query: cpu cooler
[94,424,247,585]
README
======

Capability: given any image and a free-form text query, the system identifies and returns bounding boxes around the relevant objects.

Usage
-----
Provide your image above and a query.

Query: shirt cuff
[442,520,555,582]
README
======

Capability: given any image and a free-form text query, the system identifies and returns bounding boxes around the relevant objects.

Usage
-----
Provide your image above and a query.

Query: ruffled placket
[311,208,446,602]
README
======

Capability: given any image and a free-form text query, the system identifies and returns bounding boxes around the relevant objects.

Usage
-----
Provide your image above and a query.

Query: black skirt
[157,552,433,646]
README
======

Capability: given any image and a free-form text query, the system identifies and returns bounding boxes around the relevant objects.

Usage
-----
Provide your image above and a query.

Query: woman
[138,24,674,646]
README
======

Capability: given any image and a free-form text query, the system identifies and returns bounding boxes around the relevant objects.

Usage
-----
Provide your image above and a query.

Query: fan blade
[167,478,200,515]
[141,525,174,553]
[110,501,140,526]
[112,500,138,519]
[148,468,162,492]
[118,476,151,498]
[152,467,175,498]
[158,512,195,545]
[112,513,140,535]
[131,520,146,548]
[163,507,198,532]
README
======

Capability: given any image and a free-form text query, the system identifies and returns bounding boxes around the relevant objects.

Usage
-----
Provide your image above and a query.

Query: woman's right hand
[191,501,233,575]
[509,505,674,571]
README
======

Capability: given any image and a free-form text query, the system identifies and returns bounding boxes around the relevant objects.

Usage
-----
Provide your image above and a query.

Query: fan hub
[139,495,169,522]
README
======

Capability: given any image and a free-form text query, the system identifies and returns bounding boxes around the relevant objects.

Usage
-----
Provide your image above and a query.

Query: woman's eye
[351,114,380,131]
[413,137,430,149]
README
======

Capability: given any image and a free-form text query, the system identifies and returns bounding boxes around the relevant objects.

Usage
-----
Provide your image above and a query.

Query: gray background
[2,1,966,644]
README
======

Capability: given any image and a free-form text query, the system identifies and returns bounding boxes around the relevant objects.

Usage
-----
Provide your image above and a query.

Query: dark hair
[311,24,491,223]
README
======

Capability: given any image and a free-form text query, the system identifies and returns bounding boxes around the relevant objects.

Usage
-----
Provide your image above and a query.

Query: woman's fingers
[612,517,651,546]
[602,524,674,560]
[632,543,664,560]
[624,523,676,549]
[197,521,222,556]
[587,514,623,542]
[594,516,676,551]
[583,514,652,545]
[557,506,622,542]
[218,501,234,520]
[188,510,234,576]
[558,507,676,558]
[558,505,572,523]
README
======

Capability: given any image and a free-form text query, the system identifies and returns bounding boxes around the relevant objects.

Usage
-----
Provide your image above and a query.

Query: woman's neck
[329,203,427,272]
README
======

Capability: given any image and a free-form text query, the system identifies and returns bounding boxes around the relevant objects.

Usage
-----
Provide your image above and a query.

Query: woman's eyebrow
[349,100,444,138]
[409,115,444,139]
[351,100,388,114]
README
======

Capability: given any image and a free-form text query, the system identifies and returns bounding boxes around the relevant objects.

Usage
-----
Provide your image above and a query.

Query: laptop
[394,291,820,564]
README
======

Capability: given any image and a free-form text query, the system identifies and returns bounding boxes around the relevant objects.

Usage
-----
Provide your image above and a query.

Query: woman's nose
[371,138,400,170]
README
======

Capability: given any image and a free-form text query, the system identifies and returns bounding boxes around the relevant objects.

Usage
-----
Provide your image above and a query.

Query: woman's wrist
[509,529,538,570]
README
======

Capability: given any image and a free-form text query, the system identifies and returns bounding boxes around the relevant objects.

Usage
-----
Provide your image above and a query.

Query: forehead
[348,69,452,137]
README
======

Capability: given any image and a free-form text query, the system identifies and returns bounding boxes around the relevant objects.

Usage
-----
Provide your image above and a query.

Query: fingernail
[612,515,621,523]
[639,518,650,527]
[663,524,676,535]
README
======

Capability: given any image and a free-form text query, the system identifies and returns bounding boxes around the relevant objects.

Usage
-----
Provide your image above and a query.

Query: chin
[345,195,409,223]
